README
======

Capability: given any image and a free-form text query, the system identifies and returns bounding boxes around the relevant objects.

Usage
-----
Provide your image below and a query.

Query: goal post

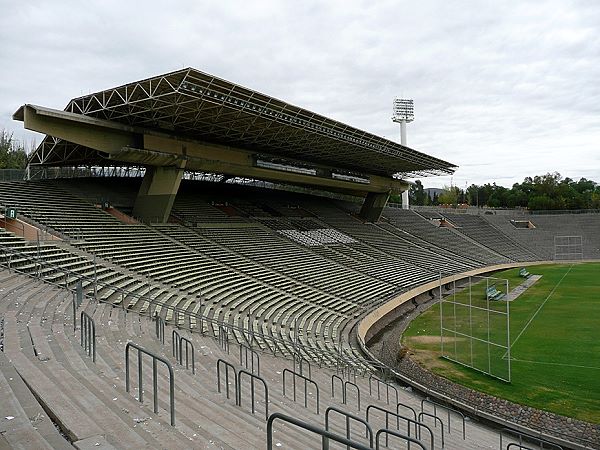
[554,235,583,261]
[439,275,511,382]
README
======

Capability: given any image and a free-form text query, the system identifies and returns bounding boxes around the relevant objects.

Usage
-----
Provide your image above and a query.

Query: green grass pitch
[402,263,600,423]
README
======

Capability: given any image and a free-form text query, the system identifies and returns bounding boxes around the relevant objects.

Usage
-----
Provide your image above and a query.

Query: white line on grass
[504,264,574,358]
[510,357,600,371]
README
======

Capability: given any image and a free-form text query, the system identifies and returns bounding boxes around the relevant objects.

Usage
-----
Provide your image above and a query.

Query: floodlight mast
[392,98,414,146]
[392,98,414,209]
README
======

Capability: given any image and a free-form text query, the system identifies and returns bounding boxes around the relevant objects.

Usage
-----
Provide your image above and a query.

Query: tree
[408,180,427,206]
[0,130,29,169]
[438,186,460,206]
[445,173,599,210]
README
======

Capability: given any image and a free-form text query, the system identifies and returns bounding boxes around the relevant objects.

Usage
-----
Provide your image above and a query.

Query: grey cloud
[1,0,598,189]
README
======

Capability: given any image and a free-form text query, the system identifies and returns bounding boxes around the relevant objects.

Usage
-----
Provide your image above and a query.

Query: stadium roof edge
[21,67,457,178]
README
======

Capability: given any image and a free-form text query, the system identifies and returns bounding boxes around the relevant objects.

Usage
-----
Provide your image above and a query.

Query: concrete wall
[2,217,62,242]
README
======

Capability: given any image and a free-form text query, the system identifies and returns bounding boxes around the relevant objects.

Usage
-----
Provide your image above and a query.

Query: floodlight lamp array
[392,98,414,123]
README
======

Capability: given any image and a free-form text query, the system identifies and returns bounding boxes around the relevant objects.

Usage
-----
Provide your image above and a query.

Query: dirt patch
[407,335,465,345]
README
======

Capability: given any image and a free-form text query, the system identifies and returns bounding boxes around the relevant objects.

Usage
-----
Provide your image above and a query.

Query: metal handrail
[331,374,361,411]
[396,402,417,422]
[155,315,165,344]
[237,369,269,420]
[344,380,361,411]
[125,342,175,426]
[506,444,535,450]
[266,412,371,450]
[375,428,426,450]
[324,406,373,450]
[80,311,96,363]
[368,375,399,405]
[172,329,195,374]
[418,411,444,448]
[218,324,230,353]
[421,397,466,439]
[216,358,237,400]
[366,404,434,449]
[331,374,344,401]
[239,343,260,375]
[282,368,320,414]
[499,428,564,450]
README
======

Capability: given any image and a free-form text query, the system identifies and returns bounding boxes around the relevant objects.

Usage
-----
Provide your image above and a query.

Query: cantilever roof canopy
[26,68,456,178]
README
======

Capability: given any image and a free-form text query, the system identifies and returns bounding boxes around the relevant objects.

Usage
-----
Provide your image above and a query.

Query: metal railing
[155,315,165,344]
[331,374,361,411]
[418,411,445,448]
[237,369,269,420]
[218,324,230,353]
[282,368,320,414]
[239,343,260,375]
[396,402,417,422]
[421,397,466,439]
[366,404,434,449]
[368,375,399,405]
[80,311,96,363]
[375,428,427,450]
[266,412,371,450]
[293,352,312,378]
[125,342,175,427]
[324,406,373,450]
[71,289,82,331]
[216,358,237,400]
[506,444,535,450]
[172,329,195,374]
[499,428,564,450]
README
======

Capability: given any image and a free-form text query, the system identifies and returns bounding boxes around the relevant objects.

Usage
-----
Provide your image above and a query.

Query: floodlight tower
[392,98,414,146]
[392,98,414,209]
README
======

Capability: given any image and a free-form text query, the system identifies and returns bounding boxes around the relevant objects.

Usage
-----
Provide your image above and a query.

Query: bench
[486,285,505,301]
[519,267,531,278]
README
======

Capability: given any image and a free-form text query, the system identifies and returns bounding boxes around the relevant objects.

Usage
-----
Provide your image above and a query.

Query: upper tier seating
[382,208,510,265]
[442,212,542,261]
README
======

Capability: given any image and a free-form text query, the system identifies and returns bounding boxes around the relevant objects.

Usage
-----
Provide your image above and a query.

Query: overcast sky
[1,0,599,188]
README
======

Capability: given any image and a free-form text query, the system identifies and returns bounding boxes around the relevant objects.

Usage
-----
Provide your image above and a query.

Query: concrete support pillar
[359,191,390,223]
[402,189,409,210]
[132,163,186,223]
[400,120,407,146]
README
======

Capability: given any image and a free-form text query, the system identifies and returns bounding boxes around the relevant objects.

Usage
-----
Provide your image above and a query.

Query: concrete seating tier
[197,225,398,304]
[383,208,509,265]
[443,213,541,261]
[484,213,600,260]
[0,270,505,449]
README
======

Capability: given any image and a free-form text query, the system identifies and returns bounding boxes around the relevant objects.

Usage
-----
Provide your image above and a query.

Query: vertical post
[438,271,443,356]
[453,279,457,361]
[469,276,473,366]
[138,348,143,403]
[72,293,77,332]
[506,279,511,383]
[486,278,491,375]
[153,358,158,413]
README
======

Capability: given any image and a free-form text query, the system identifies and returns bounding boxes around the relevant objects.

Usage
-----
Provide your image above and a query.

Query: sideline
[509,357,600,371]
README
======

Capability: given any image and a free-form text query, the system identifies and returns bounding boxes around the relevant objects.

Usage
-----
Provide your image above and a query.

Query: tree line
[401,173,600,210]
[0,129,29,169]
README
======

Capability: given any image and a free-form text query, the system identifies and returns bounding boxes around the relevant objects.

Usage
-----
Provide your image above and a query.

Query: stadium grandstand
[0,68,598,449]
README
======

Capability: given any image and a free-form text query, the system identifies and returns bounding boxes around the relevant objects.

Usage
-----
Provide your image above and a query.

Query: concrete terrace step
[1,270,510,450]
[0,351,71,450]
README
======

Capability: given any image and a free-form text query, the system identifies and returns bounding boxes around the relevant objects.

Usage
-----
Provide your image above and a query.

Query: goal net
[439,275,511,382]
[554,235,583,261]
